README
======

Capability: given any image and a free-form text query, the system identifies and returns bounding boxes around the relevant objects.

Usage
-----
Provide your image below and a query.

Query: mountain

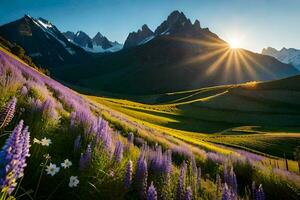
[0,15,88,68]
[123,24,154,48]
[123,11,206,49]
[56,10,299,95]
[63,31,123,53]
[73,31,93,48]
[262,47,300,70]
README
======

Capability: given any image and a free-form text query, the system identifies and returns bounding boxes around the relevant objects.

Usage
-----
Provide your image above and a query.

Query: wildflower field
[0,47,300,200]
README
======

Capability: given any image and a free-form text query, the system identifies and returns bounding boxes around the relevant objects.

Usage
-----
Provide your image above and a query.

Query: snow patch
[30,53,42,57]
[139,35,155,45]
[66,47,76,55]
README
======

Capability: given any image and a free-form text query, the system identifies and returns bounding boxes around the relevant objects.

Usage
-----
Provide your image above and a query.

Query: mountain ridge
[262,47,300,70]
[0,15,89,68]
[63,30,123,53]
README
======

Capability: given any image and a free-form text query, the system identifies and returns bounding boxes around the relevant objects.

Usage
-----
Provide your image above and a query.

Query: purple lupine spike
[70,111,76,129]
[255,184,265,200]
[113,140,123,163]
[223,164,229,185]
[221,183,230,200]
[177,162,187,200]
[215,174,222,200]
[0,120,30,194]
[137,159,148,200]
[185,186,192,200]
[74,135,81,152]
[147,181,157,200]
[127,132,134,144]
[229,167,237,195]
[0,97,17,129]
[79,143,92,171]
[125,160,133,188]
[15,126,30,179]
[102,129,112,156]
[196,167,201,191]
[252,181,256,200]
[20,86,28,95]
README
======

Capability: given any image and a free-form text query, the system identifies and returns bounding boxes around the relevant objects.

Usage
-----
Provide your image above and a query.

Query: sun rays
[168,35,272,84]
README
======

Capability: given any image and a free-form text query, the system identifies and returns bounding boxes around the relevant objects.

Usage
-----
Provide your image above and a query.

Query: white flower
[40,137,52,146]
[45,163,60,176]
[61,159,72,169]
[69,176,79,188]
[33,138,41,144]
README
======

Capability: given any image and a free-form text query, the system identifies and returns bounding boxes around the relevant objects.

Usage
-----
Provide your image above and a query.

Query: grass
[86,77,300,162]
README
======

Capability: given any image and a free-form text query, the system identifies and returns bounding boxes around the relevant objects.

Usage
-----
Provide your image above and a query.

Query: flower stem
[33,157,49,199]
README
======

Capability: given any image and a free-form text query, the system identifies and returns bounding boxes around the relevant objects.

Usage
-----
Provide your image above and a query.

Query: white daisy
[61,159,72,169]
[45,163,60,176]
[40,137,52,146]
[69,176,79,188]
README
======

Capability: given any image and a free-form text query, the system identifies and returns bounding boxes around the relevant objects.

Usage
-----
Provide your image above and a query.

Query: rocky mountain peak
[123,24,154,49]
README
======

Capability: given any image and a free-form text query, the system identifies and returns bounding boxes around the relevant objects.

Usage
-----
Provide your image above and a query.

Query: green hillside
[88,76,300,159]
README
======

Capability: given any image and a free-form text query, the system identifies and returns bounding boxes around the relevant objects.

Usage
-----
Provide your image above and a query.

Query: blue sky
[0,0,299,52]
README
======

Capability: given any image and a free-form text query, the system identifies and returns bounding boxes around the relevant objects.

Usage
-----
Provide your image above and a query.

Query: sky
[0,0,299,53]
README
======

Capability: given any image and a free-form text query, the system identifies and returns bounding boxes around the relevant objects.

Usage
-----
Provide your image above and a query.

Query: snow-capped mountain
[262,47,300,70]
[63,31,123,53]
[0,15,88,68]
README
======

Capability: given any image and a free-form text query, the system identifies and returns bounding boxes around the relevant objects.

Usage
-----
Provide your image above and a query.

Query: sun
[228,37,241,49]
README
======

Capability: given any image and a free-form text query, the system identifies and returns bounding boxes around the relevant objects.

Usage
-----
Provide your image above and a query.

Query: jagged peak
[193,19,201,29]
[94,32,104,39]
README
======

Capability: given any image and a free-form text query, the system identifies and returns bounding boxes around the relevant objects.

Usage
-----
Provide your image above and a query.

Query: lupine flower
[113,141,123,163]
[252,183,265,200]
[79,144,92,170]
[46,163,60,176]
[147,182,157,200]
[127,132,134,144]
[125,160,133,188]
[196,167,201,191]
[20,85,28,95]
[70,111,76,129]
[69,176,79,188]
[16,126,31,179]
[40,137,52,146]
[221,183,231,200]
[185,186,192,200]
[0,97,17,129]
[216,174,222,200]
[177,162,187,200]
[61,159,72,169]
[0,120,30,194]
[73,135,81,152]
[229,167,237,195]
[137,159,148,199]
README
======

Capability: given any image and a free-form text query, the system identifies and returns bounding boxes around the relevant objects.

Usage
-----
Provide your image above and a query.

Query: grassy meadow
[87,78,300,162]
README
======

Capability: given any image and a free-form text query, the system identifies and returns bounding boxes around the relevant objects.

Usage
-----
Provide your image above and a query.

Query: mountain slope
[262,47,300,70]
[0,15,88,68]
[57,11,299,95]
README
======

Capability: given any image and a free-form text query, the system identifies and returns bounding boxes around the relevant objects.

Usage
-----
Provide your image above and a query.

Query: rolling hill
[88,75,300,159]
